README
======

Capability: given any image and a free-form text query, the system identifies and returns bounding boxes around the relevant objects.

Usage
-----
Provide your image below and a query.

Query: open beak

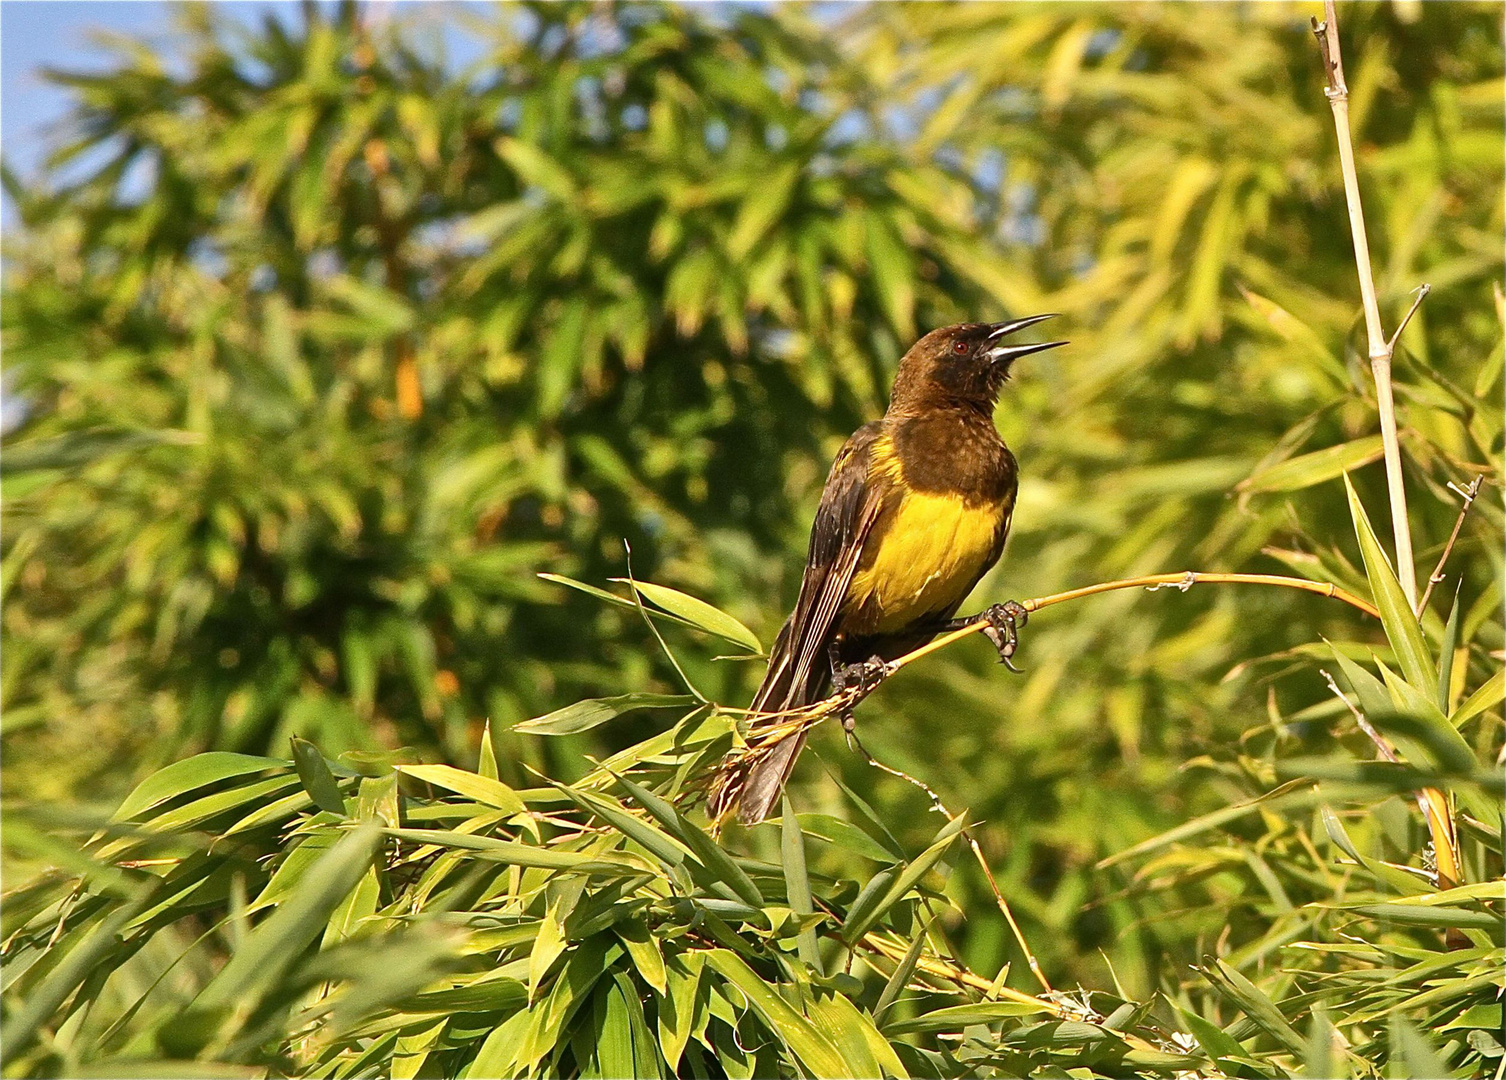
[983,314,1067,364]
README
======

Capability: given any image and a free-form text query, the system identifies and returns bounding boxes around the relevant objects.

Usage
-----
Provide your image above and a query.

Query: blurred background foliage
[2,0,1501,1071]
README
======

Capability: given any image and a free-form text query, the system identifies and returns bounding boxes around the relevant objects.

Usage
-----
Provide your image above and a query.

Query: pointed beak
[983,314,1067,365]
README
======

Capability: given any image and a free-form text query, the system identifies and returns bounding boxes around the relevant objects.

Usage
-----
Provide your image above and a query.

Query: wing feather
[729,424,887,824]
[750,422,885,714]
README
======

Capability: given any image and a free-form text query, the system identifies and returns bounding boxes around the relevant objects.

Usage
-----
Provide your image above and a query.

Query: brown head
[887,315,1065,415]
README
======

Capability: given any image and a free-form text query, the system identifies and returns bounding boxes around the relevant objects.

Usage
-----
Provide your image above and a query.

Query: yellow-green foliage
[2,2,1501,1077]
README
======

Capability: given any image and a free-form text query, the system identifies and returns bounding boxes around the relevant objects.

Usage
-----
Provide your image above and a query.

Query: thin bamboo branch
[844,733,1053,994]
[716,571,1378,743]
[888,571,1379,677]
[1321,671,1462,897]
[1312,1,1420,609]
[1416,474,1483,615]
[859,934,1175,1058]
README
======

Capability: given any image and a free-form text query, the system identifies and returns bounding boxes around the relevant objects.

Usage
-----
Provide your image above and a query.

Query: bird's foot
[978,601,1029,673]
[831,655,894,751]
[832,654,895,702]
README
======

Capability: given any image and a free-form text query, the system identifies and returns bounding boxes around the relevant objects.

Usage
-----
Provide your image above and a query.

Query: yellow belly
[846,490,1005,634]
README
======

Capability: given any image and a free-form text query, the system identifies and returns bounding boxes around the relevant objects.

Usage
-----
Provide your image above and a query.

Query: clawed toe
[834,655,895,697]
[979,601,1029,672]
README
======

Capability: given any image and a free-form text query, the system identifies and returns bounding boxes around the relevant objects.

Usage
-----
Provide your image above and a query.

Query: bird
[710,317,1066,825]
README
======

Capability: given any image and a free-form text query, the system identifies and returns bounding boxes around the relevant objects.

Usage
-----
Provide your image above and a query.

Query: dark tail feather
[717,617,831,825]
[736,732,807,824]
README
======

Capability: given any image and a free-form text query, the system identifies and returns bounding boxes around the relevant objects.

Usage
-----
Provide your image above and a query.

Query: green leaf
[495,136,578,201]
[843,814,966,943]
[781,796,820,970]
[1319,805,1433,896]
[596,975,638,1079]
[795,813,901,863]
[1437,586,1462,714]
[617,918,667,996]
[514,693,695,736]
[1345,903,1500,930]
[1344,474,1436,701]
[0,427,199,476]
[1239,435,1385,493]
[529,892,570,994]
[1390,1016,1457,1079]
[610,579,763,654]
[554,785,689,871]
[467,1008,532,1079]
[537,573,700,632]
[1204,958,1304,1056]
[1373,666,1477,774]
[379,827,636,873]
[0,888,152,1055]
[873,917,928,1025]
[703,950,848,1079]
[1176,1005,1257,1074]
[806,991,887,1079]
[111,752,288,822]
[614,773,762,908]
[405,976,527,1014]
[1301,1009,1343,1080]
[292,737,347,815]
[657,952,704,1072]
[394,764,526,815]
[1452,669,1504,727]
[883,999,1048,1035]
[181,826,379,1027]
[478,720,500,781]
[1098,779,1315,868]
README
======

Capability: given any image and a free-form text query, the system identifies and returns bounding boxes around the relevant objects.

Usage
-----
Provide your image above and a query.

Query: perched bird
[713,317,1065,825]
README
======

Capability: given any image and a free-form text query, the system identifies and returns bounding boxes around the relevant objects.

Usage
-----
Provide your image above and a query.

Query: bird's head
[888,316,1065,413]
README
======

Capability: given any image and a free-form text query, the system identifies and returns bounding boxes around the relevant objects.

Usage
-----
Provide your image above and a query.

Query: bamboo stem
[1312,1,1420,609]
[887,571,1379,678]
[859,934,1172,1057]
[845,736,1054,994]
[1416,475,1483,616]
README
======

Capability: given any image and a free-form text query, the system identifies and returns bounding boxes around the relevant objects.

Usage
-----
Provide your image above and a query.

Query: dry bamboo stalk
[1312,0,1420,608]
[1312,1,1461,932]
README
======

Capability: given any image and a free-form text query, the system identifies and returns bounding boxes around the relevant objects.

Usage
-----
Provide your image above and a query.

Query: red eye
[952,340,969,355]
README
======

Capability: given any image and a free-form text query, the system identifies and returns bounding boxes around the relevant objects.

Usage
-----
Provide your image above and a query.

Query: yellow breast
[844,440,1009,635]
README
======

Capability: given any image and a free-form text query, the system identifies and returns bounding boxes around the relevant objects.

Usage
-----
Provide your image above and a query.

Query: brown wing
[731,422,888,824]
[749,421,886,715]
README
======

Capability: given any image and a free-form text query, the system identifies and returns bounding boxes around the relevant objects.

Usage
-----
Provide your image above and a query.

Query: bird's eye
[952,340,970,355]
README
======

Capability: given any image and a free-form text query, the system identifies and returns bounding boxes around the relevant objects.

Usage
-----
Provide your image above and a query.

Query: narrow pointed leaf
[1344,475,1436,701]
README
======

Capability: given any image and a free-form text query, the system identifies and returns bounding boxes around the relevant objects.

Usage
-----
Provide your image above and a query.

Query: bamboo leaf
[843,814,966,943]
[291,737,348,815]
[514,693,695,736]
[1437,587,1462,714]
[177,825,379,1037]
[781,796,820,971]
[1390,1016,1456,1078]
[554,784,690,871]
[703,950,848,1079]
[616,918,667,996]
[1204,958,1304,1055]
[111,753,288,822]
[873,918,928,1025]
[614,773,762,908]
[1344,474,1436,700]
[656,952,704,1072]
[379,827,636,873]
[393,764,526,815]
[1344,903,1499,930]
[610,579,763,654]
[883,999,1049,1035]
[1452,669,1504,727]
[1239,435,1385,494]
